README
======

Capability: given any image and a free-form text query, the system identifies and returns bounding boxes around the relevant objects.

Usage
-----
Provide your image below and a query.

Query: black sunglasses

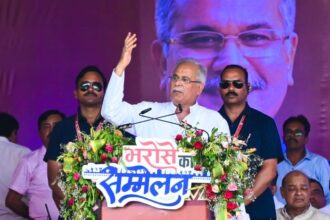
[79,81,103,92]
[219,80,245,89]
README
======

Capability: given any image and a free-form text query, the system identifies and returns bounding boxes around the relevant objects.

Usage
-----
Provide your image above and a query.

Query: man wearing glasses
[101,33,229,139]
[218,64,283,219]
[152,0,298,117]
[276,115,330,207]
[44,66,107,208]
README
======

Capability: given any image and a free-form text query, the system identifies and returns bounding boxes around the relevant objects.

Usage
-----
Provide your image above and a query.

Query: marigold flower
[114,129,123,137]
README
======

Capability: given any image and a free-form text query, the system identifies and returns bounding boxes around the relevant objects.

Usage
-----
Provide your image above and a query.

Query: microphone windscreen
[178,104,182,113]
[140,107,152,115]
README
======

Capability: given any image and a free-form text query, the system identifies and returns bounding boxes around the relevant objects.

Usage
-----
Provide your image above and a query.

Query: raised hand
[115,32,137,76]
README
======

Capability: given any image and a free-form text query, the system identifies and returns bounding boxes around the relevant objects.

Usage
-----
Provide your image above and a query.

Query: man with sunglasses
[153,0,298,117]
[275,115,330,206]
[44,65,107,208]
[101,33,229,140]
[218,64,283,219]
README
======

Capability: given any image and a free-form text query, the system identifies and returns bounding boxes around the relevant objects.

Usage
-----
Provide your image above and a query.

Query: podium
[101,200,211,220]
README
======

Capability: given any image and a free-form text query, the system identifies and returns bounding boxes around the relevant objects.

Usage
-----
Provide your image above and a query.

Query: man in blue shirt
[276,115,330,205]
[218,64,283,220]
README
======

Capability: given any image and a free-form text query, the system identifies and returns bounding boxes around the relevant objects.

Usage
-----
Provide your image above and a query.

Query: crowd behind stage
[1,51,330,220]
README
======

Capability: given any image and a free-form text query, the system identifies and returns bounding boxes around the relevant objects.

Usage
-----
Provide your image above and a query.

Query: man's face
[74,71,105,107]
[155,0,298,115]
[284,121,308,151]
[219,68,249,106]
[281,173,311,211]
[310,182,326,209]
[170,62,204,107]
[39,114,63,147]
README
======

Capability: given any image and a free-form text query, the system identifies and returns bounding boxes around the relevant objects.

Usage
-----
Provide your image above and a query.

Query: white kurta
[101,72,230,139]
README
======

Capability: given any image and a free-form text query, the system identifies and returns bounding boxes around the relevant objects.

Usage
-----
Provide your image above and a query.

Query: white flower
[222,141,229,148]
[190,150,197,156]
[65,142,76,153]
[212,184,219,193]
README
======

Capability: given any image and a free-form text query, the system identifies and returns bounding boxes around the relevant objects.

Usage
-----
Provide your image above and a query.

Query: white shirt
[320,204,330,214]
[101,72,230,139]
[0,136,30,220]
[274,195,285,209]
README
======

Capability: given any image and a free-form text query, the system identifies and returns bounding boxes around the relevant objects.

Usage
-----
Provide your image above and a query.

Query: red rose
[101,154,107,162]
[82,185,88,193]
[194,164,202,171]
[67,197,75,206]
[111,157,118,163]
[205,184,217,200]
[224,191,234,199]
[194,141,203,149]
[195,130,203,136]
[175,134,183,141]
[73,173,80,181]
[227,201,238,210]
[220,173,227,182]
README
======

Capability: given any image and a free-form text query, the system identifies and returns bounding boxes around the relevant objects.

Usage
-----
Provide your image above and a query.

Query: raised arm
[101,33,139,130]
[114,32,137,76]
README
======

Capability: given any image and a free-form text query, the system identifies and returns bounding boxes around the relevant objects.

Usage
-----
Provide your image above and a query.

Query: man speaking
[101,32,229,138]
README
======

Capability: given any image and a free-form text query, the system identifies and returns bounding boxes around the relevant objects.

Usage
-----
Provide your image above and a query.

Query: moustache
[286,138,298,143]
[202,70,267,94]
[84,91,97,97]
[225,91,238,97]
[172,87,184,93]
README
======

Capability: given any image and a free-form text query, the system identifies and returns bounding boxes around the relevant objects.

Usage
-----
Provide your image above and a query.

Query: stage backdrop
[0,1,329,159]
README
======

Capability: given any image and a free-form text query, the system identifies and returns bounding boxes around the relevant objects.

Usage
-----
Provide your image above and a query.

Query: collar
[170,102,200,113]
[284,149,312,161]
[281,204,313,219]
[77,108,103,127]
[219,102,250,123]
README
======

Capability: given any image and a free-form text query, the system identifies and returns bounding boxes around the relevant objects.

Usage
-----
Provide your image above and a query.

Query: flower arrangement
[57,124,133,220]
[175,127,263,220]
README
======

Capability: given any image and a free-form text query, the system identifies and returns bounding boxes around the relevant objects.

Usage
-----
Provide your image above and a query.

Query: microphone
[117,108,153,130]
[138,104,183,127]
[139,104,210,141]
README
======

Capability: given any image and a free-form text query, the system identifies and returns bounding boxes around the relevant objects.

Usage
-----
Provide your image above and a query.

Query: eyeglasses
[79,81,103,92]
[219,80,245,89]
[284,130,305,137]
[167,29,290,59]
[169,75,201,84]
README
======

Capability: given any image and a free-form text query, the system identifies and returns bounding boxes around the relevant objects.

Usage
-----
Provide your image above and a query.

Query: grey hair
[174,58,207,84]
[279,0,296,33]
[155,0,296,55]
